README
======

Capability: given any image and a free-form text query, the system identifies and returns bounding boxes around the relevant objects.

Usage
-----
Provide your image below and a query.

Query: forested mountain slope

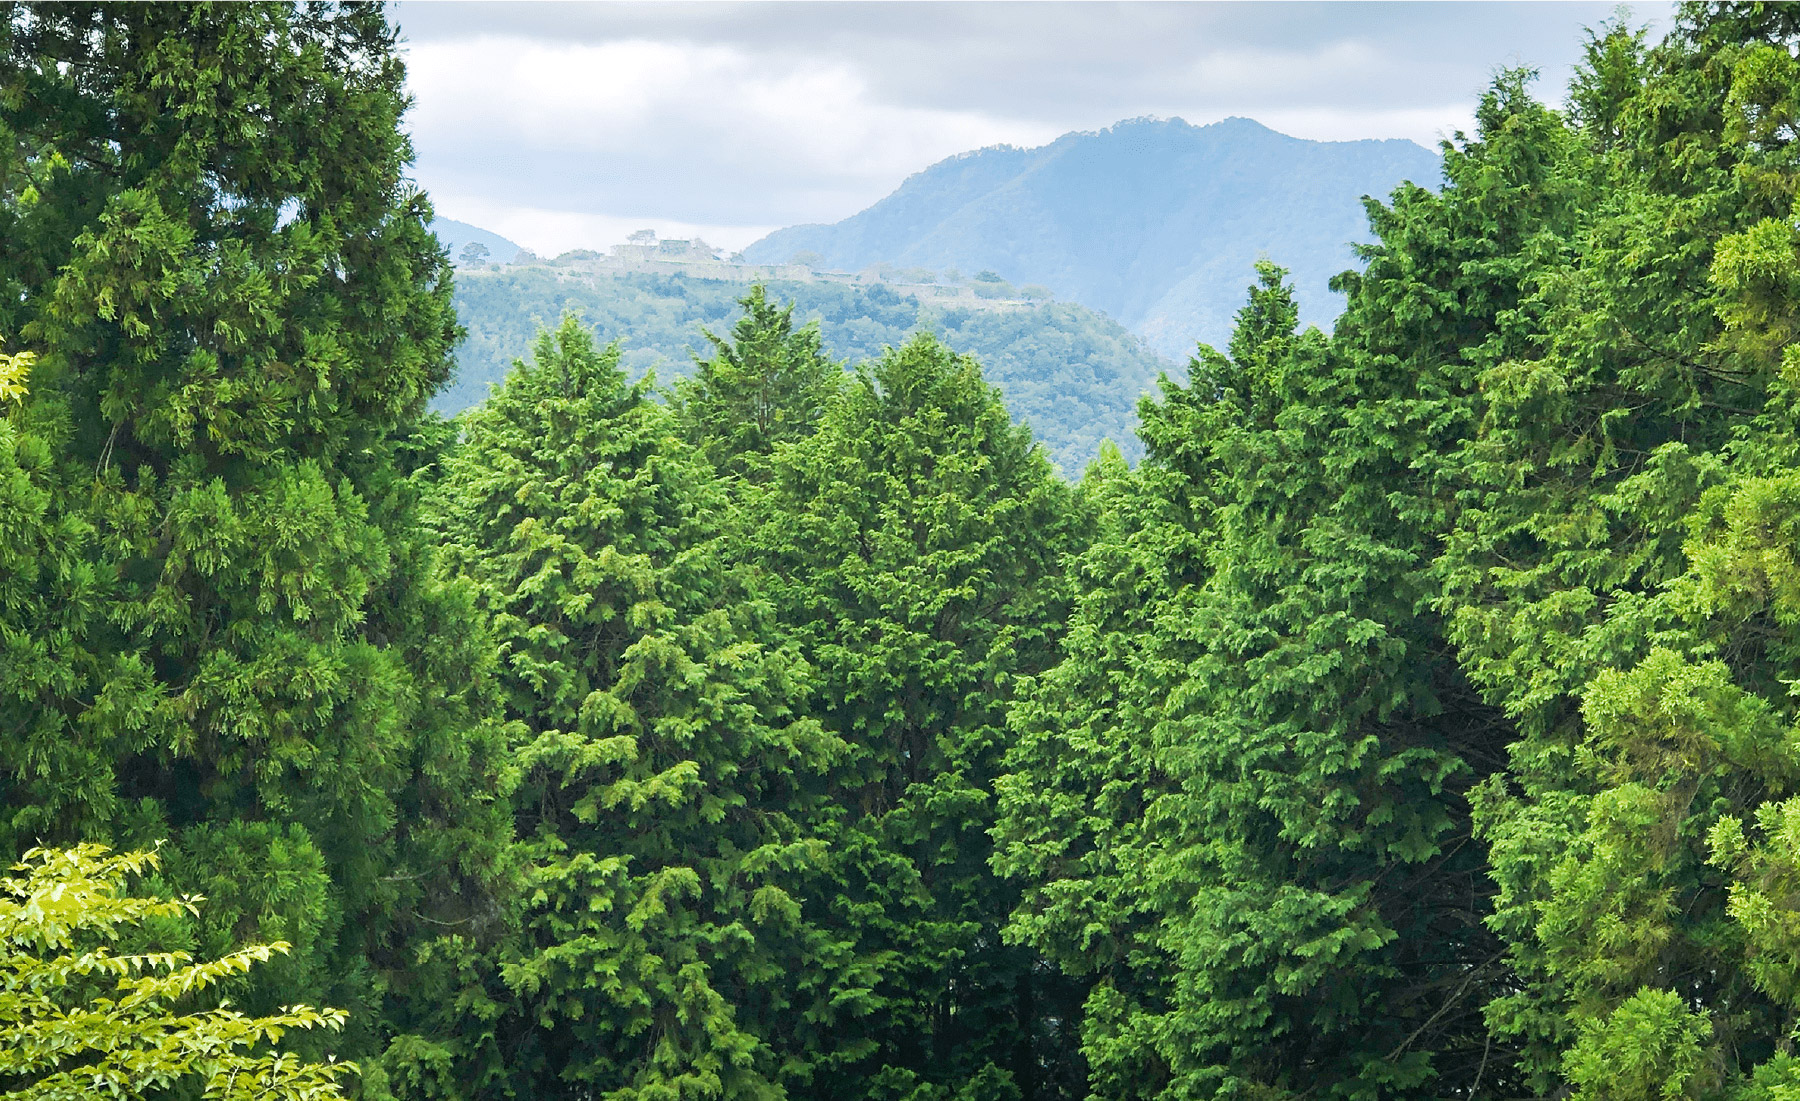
[442,267,1171,474]
[743,116,1440,358]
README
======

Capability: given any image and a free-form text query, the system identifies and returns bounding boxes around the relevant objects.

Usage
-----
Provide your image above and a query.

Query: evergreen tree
[740,333,1087,1101]
[429,318,852,1099]
[1000,250,1536,1098]
[1435,6,1800,1095]
[25,6,1800,1101]
[0,1,506,1075]
[674,285,842,481]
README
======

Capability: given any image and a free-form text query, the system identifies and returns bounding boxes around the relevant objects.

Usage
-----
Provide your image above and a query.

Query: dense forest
[442,266,1169,474]
[10,3,1800,1101]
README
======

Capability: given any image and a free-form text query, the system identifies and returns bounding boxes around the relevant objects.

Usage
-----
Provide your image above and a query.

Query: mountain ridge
[744,116,1442,358]
[440,267,1170,476]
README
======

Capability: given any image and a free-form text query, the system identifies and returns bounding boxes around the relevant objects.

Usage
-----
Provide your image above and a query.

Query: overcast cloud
[394,1,1670,255]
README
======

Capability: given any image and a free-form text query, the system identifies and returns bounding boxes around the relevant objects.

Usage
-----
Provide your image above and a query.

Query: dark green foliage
[726,333,1088,1100]
[24,5,1800,1101]
[442,268,1167,475]
[999,256,1518,1099]
[427,318,854,1099]
[992,6,1800,1099]
[0,0,505,1076]
[992,7,1800,1096]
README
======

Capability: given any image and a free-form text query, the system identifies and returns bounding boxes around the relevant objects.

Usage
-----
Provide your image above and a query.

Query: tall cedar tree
[0,1,507,1078]
[731,333,1088,1101]
[998,246,1532,1098]
[1435,6,1800,1098]
[429,318,855,1099]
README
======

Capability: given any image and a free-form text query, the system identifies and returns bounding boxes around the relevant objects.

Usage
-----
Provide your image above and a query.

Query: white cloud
[1173,39,1392,101]
[404,35,1062,235]
[396,1,1672,245]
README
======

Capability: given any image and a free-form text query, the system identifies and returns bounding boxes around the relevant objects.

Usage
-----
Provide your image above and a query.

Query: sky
[394,1,1671,257]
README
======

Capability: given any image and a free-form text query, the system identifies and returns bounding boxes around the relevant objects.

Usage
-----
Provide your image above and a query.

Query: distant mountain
[743,117,1441,359]
[431,217,523,264]
[442,266,1172,476]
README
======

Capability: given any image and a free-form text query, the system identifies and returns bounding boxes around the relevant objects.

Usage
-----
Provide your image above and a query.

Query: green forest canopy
[10,4,1800,1101]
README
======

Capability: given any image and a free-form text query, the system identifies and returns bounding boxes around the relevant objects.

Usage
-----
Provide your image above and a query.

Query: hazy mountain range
[433,116,1446,470]
[743,117,1441,359]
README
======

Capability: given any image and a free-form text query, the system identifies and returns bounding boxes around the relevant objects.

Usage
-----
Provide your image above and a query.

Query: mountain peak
[742,115,1441,359]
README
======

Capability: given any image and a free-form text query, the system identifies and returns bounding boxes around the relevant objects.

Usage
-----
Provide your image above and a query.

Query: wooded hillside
[442,266,1170,475]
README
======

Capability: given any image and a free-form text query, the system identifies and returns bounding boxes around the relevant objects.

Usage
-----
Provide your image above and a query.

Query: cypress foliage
[0,0,507,1075]
[429,318,852,1099]
[733,333,1088,1101]
[1435,6,1800,1096]
[1000,257,1517,1099]
[24,6,1800,1101]
[674,285,841,482]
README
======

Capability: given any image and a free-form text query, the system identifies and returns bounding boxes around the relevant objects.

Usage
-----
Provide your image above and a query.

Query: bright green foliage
[1561,988,1712,1101]
[429,316,852,1099]
[1426,7,1800,1097]
[998,243,1536,1097]
[735,333,1085,1100]
[0,0,506,1073]
[674,285,842,479]
[0,344,31,405]
[0,843,352,1101]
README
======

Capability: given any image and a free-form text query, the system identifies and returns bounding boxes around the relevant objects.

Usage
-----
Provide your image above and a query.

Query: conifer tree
[1434,6,1800,1095]
[0,1,506,1071]
[675,284,842,481]
[1000,254,1532,1098]
[429,317,853,1099]
[29,6,1800,1101]
[996,66,1599,1085]
[741,333,1086,1101]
